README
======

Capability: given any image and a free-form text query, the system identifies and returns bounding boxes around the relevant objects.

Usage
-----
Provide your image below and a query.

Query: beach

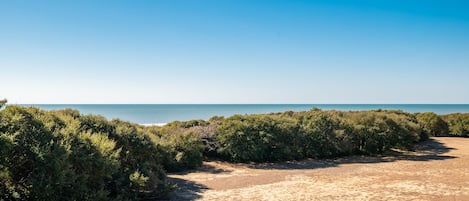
[168,137,469,201]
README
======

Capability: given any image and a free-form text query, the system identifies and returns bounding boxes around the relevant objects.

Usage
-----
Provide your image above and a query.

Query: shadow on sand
[164,163,233,201]
[163,177,209,201]
[249,138,456,170]
[165,138,456,200]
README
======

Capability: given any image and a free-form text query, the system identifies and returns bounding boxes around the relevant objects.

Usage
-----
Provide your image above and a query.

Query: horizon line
[10,103,469,105]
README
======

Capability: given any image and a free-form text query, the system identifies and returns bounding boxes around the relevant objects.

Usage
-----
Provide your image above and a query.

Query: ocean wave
[140,123,167,127]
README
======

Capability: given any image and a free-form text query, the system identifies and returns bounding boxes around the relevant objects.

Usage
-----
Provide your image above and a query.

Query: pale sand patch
[167,137,469,201]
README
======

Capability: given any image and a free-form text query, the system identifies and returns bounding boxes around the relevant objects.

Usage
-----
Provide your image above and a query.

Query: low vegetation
[0,99,467,200]
[441,113,469,137]
[0,105,172,200]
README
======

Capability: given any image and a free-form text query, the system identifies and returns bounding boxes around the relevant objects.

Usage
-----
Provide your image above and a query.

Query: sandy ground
[166,137,469,201]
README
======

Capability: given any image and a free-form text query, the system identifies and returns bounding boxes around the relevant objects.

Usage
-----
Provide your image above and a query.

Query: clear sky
[1,0,468,104]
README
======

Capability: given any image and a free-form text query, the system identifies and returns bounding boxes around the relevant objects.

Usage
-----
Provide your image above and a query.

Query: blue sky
[1,0,468,104]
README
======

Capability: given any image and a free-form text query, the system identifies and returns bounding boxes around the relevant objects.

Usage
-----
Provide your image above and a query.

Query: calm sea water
[24,104,469,124]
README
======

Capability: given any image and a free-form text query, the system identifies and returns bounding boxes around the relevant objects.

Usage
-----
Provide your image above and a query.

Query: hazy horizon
[2,0,468,104]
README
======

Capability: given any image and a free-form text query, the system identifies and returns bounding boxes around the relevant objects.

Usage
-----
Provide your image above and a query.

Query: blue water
[23,104,469,124]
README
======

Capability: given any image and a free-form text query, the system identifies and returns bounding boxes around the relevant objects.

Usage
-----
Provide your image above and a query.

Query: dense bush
[146,124,204,171]
[416,112,449,138]
[213,109,423,162]
[0,106,172,201]
[295,111,345,158]
[216,114,299,162]
[441,113,469,137]
[344,110,421,154]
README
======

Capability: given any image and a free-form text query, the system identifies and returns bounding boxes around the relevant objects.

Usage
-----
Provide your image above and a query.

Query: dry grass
[167,137,469,201]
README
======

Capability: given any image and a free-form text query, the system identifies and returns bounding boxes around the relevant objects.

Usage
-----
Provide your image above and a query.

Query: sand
[167,137,469,201]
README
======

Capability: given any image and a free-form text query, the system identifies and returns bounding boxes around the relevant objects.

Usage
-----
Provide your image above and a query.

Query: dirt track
[167,137,469,201]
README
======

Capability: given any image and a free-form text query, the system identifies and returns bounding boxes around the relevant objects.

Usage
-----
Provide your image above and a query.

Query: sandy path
[167,137,469,201]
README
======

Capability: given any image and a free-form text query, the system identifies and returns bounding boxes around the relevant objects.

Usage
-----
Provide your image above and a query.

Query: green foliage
[416,112,449,138]
[165,119,209,128]
[0,106,171,201]
[297,111,344,158]
[216,115,299,162]
[0,106,69,200]
[345,110,420,154]
[441,113,469,137]
[214,110,422,162]
[146,124,205,171]
[129,170,149,191]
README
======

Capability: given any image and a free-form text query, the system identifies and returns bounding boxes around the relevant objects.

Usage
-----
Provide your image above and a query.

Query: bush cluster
[214,110,422,162]
[416,112,449,138]
[145,123,204,171]
[148,109,425,163]
[0,106,172,201]
[441,113,469,137]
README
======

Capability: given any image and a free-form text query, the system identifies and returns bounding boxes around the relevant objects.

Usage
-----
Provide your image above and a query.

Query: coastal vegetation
[441,113,469,137]
[0,105,172,200]
[1,101,468,200]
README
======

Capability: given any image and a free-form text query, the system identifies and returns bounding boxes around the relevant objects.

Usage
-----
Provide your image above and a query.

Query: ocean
[24,104,469,125]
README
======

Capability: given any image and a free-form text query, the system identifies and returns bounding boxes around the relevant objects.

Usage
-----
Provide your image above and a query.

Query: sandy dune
[167,137,469,201]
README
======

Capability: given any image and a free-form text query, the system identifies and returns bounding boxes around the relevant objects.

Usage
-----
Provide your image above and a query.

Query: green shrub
[416,112,449,138]
[214,110,422,162]
[345,110,420,154]
[297,111,344,158]
[441,113,469,137]
[0,106,172,201]
[146,124,205,171]
[216,114,299,162]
